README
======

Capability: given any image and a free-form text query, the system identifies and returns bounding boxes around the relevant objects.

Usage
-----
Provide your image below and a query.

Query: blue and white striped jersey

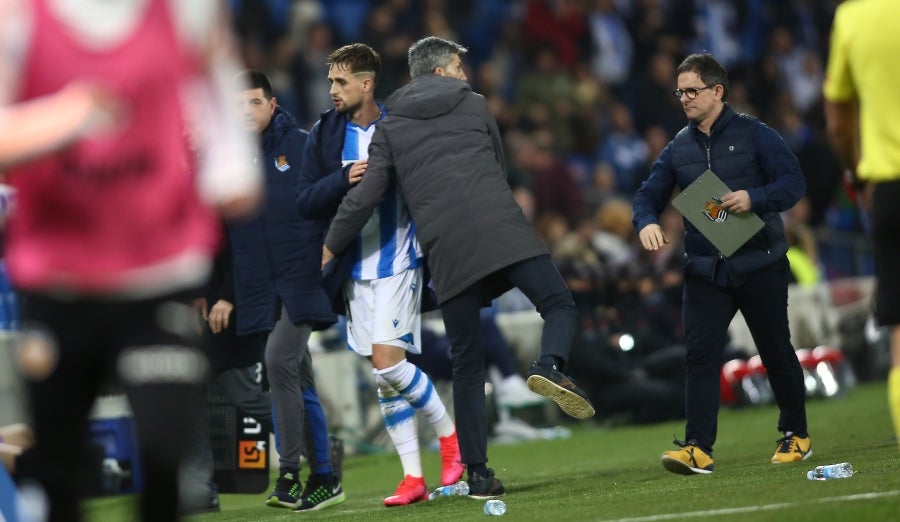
[343,105,421,280]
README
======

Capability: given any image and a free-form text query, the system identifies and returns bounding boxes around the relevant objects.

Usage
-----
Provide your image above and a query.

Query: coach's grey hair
[407,36,468,78]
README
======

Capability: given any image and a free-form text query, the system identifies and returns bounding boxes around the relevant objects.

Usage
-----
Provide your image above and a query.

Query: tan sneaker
[661,440,714,475]
[771,434,812,464]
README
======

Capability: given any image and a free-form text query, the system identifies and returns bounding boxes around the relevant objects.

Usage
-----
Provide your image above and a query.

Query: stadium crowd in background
[231,0,845,231]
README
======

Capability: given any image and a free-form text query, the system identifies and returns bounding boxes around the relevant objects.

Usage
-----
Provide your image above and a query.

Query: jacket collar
[318,102,386,129]
[688,103,734,137]
[261,106,298,151]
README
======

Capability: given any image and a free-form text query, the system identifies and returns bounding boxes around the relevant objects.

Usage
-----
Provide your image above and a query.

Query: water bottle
[484,499,507,516]
[428,480,470,500]
[807,462,853,481]
[539,426,572,440]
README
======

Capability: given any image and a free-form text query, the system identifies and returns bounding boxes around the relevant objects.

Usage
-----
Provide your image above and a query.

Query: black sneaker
[330,435,345,483]
[265,471,301,508]
[467,468,505,499]
[526,361,595,419]
[293,473,346,512]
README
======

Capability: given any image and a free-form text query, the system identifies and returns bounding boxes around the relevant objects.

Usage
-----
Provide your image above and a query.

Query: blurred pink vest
[6,0,218,294]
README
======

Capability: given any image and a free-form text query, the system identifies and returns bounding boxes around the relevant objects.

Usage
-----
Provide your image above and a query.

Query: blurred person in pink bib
[0,0,261,520]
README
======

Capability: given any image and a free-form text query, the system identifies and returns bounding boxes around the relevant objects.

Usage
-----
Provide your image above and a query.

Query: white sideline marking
[603,490,900,522]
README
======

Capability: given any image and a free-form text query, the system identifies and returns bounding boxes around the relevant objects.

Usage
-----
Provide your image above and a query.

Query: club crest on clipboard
[702,197,728,222]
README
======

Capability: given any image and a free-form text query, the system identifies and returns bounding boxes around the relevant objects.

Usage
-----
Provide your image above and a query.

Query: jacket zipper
[707,140,725,270]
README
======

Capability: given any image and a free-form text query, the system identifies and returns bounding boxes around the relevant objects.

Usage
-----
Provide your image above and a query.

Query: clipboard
[671,170,764,257]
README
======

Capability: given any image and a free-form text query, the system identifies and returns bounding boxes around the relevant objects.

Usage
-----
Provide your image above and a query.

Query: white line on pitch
[601,490,900,522]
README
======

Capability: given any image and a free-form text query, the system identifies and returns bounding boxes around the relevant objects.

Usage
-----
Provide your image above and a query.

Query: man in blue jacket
[632,53,810,475]
[228,71,344,511]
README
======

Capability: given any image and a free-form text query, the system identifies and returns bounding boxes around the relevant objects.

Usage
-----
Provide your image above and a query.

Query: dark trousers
[682,257,807,453]
[440,254,577,466]
[20,293,207,522]
[870,180,900,325]
[410,315,525,382]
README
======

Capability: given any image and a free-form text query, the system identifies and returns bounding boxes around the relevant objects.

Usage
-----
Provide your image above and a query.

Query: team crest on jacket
[274,155,290,172]
[703,198,728,222]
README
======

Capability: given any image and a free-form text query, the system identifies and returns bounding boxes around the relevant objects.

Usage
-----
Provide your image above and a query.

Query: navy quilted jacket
[226,107,335,335]
[632,104,806,281]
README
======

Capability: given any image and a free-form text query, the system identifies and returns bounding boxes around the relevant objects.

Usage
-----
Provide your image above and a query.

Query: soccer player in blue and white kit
[296,43,464,507]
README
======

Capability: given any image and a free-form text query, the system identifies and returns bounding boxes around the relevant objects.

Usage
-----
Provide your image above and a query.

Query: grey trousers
[264,306,314,471]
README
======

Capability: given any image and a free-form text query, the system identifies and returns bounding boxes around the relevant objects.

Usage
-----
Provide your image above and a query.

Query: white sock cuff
[373,369,398,396]
[375,359,416,389]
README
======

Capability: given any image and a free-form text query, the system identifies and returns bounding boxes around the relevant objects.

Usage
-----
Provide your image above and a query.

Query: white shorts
[344,267,423,357]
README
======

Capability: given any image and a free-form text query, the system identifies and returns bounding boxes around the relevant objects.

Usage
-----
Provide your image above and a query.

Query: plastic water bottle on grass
[807,462,853,480]
[429,480,469,500]
[484,499,506,515]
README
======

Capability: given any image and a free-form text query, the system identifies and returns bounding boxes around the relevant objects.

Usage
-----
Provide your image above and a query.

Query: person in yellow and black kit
[823,0,900,452]
[632,53,811,475]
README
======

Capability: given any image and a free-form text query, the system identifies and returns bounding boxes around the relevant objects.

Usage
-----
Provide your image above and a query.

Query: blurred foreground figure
[0,0,261,520]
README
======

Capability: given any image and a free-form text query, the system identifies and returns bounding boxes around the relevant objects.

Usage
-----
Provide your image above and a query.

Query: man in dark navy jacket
[228,71,344,511]
[632,53,810,475]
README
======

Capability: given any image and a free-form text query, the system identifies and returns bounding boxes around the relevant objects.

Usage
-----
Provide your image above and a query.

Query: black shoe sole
[265,497,299,508]
[467,481,505,499]
[468,492,505,499]
[527,375,595,419]
[293,492,346,511]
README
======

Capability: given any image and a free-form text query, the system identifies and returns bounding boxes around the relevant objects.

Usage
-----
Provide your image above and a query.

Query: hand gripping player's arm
[322,127,392,267]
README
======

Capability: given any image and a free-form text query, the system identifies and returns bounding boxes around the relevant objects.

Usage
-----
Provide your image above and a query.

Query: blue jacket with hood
[295,108,352,221]
[227,107,336,335]
[294,108,356,314]
[632,104,806,282]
